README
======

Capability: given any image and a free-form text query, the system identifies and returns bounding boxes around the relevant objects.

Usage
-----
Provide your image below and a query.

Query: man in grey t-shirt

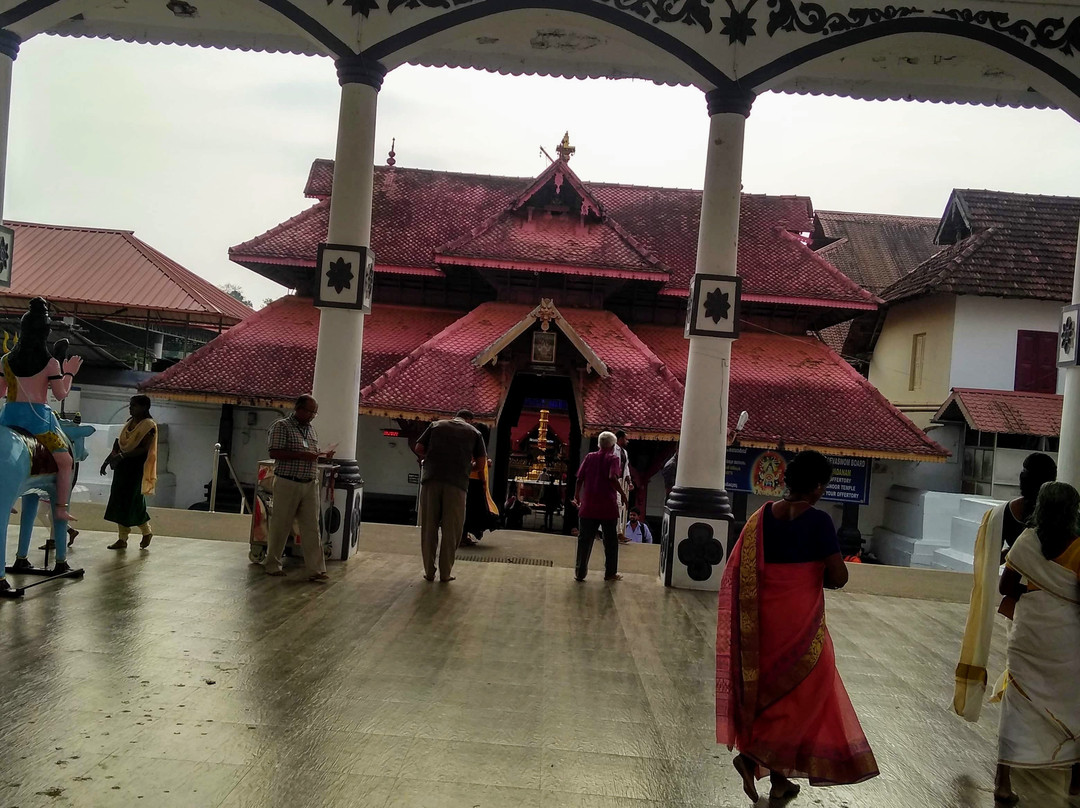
[414,410,487,582]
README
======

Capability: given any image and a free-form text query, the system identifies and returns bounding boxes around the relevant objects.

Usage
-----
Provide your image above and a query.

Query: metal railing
[208,442,247,514]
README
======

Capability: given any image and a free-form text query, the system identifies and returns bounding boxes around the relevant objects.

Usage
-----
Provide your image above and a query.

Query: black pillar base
[320,458,364,562]
[660,486,734,589]
[837,503,863,558]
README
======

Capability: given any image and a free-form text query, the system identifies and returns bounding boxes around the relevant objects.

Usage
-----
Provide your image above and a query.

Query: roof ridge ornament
[555,132,575,163]
[534,298,559,332]
[387,138,396,167]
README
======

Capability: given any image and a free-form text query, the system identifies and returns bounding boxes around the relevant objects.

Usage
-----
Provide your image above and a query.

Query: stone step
[949,514,984,556]
[959,496,999,521]
[911,538,951,569]
[934,547,977,573]
[870,527,916,568]
[882,497,924,540]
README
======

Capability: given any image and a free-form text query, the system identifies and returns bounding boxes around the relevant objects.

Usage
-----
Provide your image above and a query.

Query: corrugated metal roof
[0,221,253,326]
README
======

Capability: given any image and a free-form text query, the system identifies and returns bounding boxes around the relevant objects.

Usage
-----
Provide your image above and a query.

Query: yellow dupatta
[118,417,158,496]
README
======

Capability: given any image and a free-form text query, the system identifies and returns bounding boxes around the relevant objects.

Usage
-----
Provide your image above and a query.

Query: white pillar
[307,57,385,560]
[311,58,383,464]
[661,86,753,589]
[0,32,21,226]
[1057,223,1080,486]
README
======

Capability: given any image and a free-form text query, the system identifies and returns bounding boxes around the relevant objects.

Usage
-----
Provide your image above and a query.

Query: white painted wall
[950,296,1065,393]
[356,415,424,496]
[225,409,421,498]
[69,384,220,510]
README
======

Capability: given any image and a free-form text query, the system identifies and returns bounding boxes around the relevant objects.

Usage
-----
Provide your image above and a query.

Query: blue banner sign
[725,447,871,506]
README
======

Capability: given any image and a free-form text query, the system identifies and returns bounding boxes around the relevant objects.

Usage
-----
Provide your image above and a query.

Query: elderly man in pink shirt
[571,430,627,582]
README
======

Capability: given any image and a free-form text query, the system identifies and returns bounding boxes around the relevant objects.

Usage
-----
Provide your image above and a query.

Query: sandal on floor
[107,540,128,550]
[308,572,329,583]
[265,569,286,577]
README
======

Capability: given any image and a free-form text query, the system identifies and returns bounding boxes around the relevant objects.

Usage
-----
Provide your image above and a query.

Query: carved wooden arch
[0,0,354,57]
[741,15,1080,117]
[359,0,733,88]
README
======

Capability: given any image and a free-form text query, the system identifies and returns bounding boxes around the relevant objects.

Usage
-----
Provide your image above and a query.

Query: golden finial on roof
[555,132,575,163]
[386,138,396,167]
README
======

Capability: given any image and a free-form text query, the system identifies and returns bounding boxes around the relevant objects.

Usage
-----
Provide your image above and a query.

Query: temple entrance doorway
[494,373,581,535]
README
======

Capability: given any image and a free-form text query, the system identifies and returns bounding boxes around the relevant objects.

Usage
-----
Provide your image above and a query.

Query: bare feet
[733,754,759,803]
[140,534,153,549]
[265,569,286,577]
[308,572,329,583]
[67,528,79,547]
[769,773,800,801]
[107,540,128,550]
[423,573,435,582]
[995,764,1018,805]
[604,573,623,581]
[439,576,456,583]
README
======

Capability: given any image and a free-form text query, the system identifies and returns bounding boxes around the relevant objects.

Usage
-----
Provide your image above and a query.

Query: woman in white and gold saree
[993,481,1080,805]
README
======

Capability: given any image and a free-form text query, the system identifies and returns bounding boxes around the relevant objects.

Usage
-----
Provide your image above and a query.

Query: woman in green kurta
[100,395,158,549]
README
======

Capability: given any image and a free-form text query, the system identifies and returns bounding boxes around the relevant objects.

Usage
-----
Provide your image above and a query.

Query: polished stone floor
[0,530,1072,807]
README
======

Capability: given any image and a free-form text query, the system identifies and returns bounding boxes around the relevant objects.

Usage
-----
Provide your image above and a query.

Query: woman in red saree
[717,450,879,803]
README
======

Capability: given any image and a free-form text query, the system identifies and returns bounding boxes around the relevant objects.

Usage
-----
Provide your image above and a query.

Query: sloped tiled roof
[233,161,879,310]
[361,302,685,435]
[144,297,943,459]
[933,388,1062,436]
[813,210,941,293]
[1,221,253,326]
[633,325,947,460]
[883,190,1080,304]
[142,297,460,403]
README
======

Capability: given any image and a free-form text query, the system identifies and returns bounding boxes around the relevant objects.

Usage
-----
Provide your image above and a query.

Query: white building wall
[74,384,220,510]
[227,409,421,498]
[950,296,1065,393]
[357,415,423,497]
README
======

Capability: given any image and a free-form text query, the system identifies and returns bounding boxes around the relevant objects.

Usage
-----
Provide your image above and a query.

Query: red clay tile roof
[304,159,334,199]
[883,190,1080,304]
[233,161,878,310]
[1,221,252,326]
[436,215,666,278]
[142,296,461,403]
[361,302,685,435]
[633,325,947,460]
[813,211,941,293]
[146,295,944,460]
[933,388,1062,436]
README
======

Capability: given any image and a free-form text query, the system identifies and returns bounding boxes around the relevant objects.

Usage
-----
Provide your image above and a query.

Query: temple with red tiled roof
[145,148,945,528]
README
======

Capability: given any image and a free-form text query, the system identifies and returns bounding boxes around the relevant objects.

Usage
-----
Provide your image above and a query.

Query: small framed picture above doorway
[532,331,556,364]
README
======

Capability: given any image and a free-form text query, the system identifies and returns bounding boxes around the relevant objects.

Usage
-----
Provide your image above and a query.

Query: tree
[219,283,252,308]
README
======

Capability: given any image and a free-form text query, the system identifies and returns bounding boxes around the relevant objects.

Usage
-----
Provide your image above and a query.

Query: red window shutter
[1015,330,1058,393]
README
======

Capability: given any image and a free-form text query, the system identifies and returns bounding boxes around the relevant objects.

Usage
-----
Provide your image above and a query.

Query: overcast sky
[7,34,1080,306]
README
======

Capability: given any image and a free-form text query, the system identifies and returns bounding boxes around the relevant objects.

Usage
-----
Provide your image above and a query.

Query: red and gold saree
[716,505,879,786]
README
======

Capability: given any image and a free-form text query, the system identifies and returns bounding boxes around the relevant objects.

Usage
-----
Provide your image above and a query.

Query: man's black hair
[615,430,626,439]
[130,394,152,410]
[456,409,474,420]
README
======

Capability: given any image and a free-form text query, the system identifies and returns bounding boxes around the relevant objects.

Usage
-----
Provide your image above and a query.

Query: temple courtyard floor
[0,524,1073,808]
